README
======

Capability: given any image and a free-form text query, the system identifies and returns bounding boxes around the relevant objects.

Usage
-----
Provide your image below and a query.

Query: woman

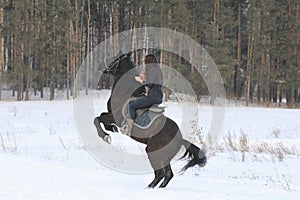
[120,54,163,135]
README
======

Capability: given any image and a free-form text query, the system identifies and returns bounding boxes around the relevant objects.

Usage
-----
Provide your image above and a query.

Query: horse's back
[146,116,182,156]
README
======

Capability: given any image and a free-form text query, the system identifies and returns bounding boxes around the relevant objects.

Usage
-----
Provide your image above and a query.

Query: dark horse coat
[94,52,206,188]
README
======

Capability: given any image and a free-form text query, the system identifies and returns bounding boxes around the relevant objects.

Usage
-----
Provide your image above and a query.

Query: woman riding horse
[94,51,206,188]
[120,54,163,135]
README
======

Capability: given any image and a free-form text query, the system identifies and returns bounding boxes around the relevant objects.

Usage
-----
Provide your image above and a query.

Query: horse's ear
[126,51,133,57]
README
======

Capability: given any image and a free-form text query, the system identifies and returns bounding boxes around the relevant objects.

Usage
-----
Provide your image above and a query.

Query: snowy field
[0,90,300,200]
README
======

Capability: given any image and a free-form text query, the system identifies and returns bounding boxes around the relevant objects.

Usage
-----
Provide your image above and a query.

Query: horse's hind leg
[146,152,174,188]
[148,168,165,188]
[146,149,166,188]
[147,163,174,188]
[159,164,174,188]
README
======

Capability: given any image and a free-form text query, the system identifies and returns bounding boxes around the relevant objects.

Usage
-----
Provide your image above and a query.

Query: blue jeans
[128,95,162,119]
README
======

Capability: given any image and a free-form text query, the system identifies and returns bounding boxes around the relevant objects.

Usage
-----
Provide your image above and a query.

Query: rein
[104,57,121,77]
[103,51,131,77]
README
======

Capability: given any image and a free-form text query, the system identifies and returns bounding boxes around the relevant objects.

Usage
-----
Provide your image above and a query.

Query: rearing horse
[94,51,206,188]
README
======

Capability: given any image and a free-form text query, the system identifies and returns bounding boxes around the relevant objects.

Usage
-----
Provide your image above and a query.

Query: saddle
[122,99,165,129]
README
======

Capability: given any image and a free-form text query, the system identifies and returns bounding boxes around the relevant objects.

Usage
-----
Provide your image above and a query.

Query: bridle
[104,57,121,77]
[103,51,133,77]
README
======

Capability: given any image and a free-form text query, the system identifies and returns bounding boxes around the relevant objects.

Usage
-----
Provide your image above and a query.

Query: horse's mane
[108,52,144,95]
[106,52,145,119]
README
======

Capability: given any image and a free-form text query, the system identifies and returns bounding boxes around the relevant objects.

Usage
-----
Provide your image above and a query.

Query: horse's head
[103,51,145,96]
[104,51,135,80]
[102,51,145,121]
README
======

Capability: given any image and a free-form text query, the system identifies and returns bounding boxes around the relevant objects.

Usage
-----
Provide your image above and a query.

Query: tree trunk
[40,0,47,98]
[213,0,219,57]
[15,1,22,101]
[236,2,241,99]
[50,2,56,101]
[246,33,253,106]
[67,0,75,100]
[86,0,91,95]
[266,53,271,104]
[258,10,266,102]
[72,0,80,98]
[0,6,2,100]
[25,0,35,101]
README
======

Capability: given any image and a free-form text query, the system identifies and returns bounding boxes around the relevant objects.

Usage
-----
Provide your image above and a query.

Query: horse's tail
[180,139,207,172]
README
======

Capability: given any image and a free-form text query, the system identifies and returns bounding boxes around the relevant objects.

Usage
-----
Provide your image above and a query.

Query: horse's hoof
[104,135,112,144]
[112,124,119,132]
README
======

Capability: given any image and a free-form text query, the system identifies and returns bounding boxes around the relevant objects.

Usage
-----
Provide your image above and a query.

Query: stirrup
[149,104,165,113]
[120,124,129,135]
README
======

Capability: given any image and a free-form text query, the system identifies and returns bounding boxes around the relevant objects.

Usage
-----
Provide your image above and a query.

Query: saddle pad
[134,110,161,128]
[149,106,165,113]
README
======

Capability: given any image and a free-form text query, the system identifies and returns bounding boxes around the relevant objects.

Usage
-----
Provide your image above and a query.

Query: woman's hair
[145,54,158,64]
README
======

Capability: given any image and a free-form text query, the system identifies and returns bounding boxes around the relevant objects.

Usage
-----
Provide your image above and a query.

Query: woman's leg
[121,96,157,135]
[129,96,154,119]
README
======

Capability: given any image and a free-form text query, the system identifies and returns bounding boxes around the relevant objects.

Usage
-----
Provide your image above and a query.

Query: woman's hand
[140,74,146,81]
[135,74,146,84]
[134,76,143,83]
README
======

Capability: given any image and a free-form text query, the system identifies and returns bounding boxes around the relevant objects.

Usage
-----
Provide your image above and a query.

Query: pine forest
[0,0,299,107]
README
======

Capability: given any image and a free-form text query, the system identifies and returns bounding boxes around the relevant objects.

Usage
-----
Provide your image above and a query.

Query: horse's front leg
[94,112,114,144]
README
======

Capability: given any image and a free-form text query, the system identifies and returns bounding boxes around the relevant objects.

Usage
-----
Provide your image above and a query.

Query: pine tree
[0,3,2,100]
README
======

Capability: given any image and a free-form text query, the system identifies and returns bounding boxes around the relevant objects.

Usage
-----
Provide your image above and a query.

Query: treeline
[0,0,299,106]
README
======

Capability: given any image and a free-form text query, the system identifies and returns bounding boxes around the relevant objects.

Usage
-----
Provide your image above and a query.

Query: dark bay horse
[94,51,206,188]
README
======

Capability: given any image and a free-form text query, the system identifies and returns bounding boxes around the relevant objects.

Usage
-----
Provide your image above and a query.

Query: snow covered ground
[0,90,299,199]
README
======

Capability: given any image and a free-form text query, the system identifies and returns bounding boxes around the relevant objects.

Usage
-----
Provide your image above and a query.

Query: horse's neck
[108,70,143,117]
[111,74,122,89]
[109,73,132,112]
